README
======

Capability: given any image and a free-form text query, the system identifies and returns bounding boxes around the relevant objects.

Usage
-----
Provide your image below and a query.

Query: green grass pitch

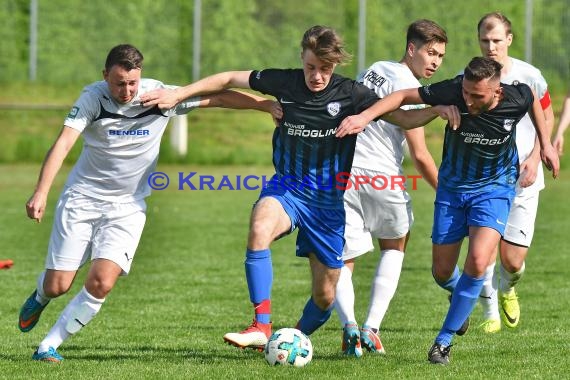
[1,163,569,379]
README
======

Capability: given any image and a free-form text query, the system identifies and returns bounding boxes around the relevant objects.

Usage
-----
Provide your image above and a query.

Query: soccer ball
[264,328,313,367]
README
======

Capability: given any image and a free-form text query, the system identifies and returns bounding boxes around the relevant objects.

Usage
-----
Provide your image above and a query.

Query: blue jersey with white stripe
[419,76,533,193]
[249,69,379,209]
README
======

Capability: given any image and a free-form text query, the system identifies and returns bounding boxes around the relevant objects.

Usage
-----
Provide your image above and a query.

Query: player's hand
[552,134,564,156]
[432,105,460,130]
[140,88,181,109]
[336,114,368,138]
[270,101,283,127]
[518,158,538,188]
[541,144,560,179]
[26,192,48,223]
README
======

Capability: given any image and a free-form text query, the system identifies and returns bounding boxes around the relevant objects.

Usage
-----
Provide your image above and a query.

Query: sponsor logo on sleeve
[67,106,79,119]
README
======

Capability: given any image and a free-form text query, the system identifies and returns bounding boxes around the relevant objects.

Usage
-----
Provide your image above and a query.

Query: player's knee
[250,218,272,236]
[248,222,274,247]
[313,290,335,310]
[85,278,115,299]
[43,281,72,298]
[432,265,454,283]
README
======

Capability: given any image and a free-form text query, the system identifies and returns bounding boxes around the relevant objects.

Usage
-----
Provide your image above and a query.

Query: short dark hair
[464,56,503,82]
[301,25,351,65]
[406,19,448,49]
[477,12,512,36]
[105,44,144,72]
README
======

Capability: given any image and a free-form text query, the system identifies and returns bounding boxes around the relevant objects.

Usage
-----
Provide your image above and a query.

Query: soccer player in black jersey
[338,56,559,365]
[141,25,453,351]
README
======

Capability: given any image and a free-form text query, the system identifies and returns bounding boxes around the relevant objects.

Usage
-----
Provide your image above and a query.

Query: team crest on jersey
[327,102,340,116]
[67,106,79,119]
[503,119,515,131]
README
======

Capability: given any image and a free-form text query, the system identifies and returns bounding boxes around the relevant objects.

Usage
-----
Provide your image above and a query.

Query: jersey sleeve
[351,81,380,114]
[418,76,463,107]
[530,74,551,110]
[248,69,289,97]
[64,88,100,133]
[514,83,535,112]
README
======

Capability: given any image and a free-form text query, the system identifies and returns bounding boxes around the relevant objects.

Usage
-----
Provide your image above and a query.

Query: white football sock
[334,265,356,326]
[363,249,404,330]
[37,286,104,353]
[35,271,51,306]
[499,261,525,293]
[479,263,500,320]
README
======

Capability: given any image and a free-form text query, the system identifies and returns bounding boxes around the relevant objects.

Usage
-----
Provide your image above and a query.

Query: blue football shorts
[432,186,515,245]
[258,183,345,269]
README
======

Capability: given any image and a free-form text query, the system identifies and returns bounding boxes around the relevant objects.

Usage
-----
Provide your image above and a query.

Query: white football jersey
[501,57,549,195]
[351,61,424,174]
[63,79,199,202]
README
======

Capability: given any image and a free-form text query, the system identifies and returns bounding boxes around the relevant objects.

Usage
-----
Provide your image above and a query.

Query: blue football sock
[296,297,333,336]
[245,248,272,323]
[435,272,485,346]
[433,265,460,292]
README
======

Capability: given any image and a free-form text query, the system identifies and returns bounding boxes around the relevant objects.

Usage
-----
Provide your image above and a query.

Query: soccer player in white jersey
[18,44,280,363]
[553,91,570,155]
[334,19,446,357]
[476,12,555,333]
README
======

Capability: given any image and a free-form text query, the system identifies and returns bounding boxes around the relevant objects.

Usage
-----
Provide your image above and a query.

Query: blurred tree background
[1,0,568,92]
[0,0,568,165]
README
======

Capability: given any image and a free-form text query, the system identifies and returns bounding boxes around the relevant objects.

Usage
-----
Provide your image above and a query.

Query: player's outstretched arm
[26,126,80,223]
[553,92,570,155]
[201,90,282,120]
[336,88,419,137]
[141,71,253,109]
[386,105,460,131]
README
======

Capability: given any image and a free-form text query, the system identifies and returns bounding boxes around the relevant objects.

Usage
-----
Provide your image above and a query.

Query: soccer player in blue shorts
[141,25,455,351]
[337,56,559,365]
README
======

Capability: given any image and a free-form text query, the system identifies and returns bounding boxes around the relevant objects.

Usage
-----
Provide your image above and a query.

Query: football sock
[479,263,500,320]
[435,272,484,346]
[499,261,525,292]
[334,265,355,326]
[297,297,333,336]
[364,249,404,330]
[35,271,51,306]
[37,286,104,353]
[433,265,460,292]
[245,248,272,324]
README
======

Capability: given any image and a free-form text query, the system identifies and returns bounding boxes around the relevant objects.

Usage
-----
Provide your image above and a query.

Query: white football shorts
[342,167,414,260]
[502,191,539,247]
[46,188,147,275]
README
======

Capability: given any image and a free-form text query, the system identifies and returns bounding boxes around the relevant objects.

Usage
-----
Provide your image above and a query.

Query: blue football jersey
[419,76,533,192]
[249,69,379,208]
